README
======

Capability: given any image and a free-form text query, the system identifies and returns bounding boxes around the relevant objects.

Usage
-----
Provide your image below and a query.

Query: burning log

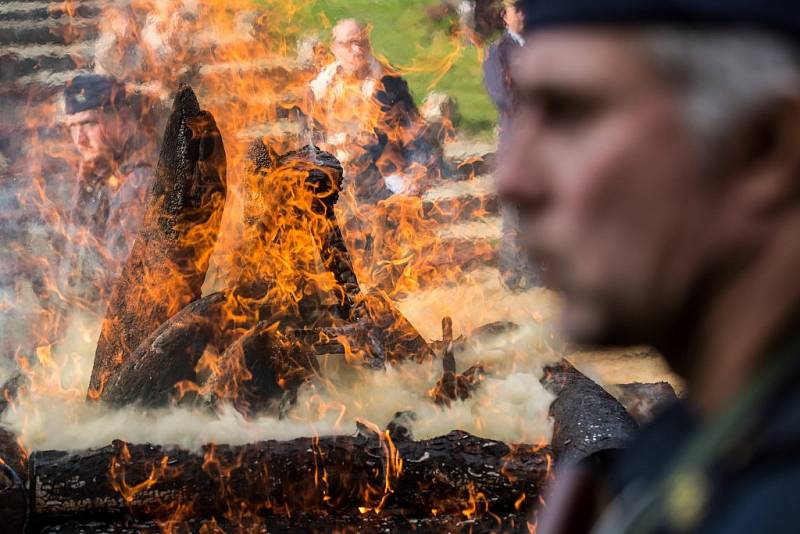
[542,360,639,464]
[26,431,551,529]
[1,375,29,483]
[90,86,227,399]
[429,364,484,407]
[239,142,431,366]
[37,512,533,533]
[314,295,436,368]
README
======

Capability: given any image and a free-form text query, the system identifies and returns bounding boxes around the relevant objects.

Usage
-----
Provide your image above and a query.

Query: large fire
[0,0,579,531]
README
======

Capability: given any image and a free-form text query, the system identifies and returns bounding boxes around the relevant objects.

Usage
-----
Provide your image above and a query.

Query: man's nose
[75,125,89,145]
[496,122,547,207]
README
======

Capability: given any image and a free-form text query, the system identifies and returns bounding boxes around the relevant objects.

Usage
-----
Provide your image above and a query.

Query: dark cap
[523,0,800,39]
[64,74,126,115]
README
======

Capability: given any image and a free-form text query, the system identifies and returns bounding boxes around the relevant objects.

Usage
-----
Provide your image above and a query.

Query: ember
[0,1,674,532]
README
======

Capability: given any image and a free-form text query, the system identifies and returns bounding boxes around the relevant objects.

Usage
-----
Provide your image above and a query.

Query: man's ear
[729,95,800,216]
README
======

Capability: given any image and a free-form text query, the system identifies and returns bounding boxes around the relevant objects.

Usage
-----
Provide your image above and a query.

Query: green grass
[289,0,498,135]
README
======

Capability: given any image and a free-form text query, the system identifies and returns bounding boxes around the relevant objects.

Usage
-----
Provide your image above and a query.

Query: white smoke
[2,271,562,452]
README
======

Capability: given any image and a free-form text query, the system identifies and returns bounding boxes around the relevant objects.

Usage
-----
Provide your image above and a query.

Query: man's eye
[541,95,598,126]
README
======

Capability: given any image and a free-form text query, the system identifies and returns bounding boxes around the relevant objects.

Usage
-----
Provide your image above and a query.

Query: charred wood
[0,372,27,417]
[429,364,484,407]
[90,86,227,399]
[0,375,28,484]
[385,411,417,442]
[28,431,550,525]
[314,294,436,367]
[37,512,534,533]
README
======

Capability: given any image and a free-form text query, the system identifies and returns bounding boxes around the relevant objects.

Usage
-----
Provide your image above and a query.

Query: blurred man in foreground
[498,1,800,532]
[310,18,439,202]
[62,74,154,304]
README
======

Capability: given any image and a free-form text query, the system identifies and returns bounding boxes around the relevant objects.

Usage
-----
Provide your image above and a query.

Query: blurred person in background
[140,4,202,78]
[309,18,442,203]
[95,1,202,101]
[94,3,147,82]
[61,74,155,307]
[498,1,800,532]
[483,0,526,137]
[483,0,540,291]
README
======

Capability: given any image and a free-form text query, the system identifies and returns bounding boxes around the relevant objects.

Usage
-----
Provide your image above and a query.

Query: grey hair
[641,27,800,140]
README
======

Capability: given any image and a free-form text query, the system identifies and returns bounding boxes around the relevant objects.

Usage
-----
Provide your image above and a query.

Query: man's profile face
[332,21,372,76]
[498,29,718,347]
[503,6,525,35]
[66,109,108,163]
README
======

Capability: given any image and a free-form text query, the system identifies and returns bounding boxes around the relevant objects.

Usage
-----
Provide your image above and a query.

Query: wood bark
[90,86,227,398]
[28,431,550,527]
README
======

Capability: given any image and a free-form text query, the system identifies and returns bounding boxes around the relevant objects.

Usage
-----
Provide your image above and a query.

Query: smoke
[2,273,562,452]
[292,320,559,445]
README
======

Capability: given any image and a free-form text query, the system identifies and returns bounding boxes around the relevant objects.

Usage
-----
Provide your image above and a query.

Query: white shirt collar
[507,30,525,47]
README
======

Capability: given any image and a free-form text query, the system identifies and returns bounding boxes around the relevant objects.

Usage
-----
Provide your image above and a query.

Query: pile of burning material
[0,87,638,533]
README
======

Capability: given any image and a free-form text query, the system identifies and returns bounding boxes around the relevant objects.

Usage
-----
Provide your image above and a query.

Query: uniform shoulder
[702,461,800,534]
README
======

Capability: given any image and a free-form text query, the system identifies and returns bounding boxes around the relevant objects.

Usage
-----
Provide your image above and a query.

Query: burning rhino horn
[201,321,319,418]
[153,84,227,235]
[88,85,227,401]
[98,292,231,407]
[245,137,279,173]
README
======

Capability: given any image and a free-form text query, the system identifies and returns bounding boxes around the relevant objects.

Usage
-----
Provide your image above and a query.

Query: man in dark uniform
[497,1,800,532]
[61,74,154,306]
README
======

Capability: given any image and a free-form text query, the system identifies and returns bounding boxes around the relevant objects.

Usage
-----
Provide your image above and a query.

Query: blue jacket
[482,32,523,133]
